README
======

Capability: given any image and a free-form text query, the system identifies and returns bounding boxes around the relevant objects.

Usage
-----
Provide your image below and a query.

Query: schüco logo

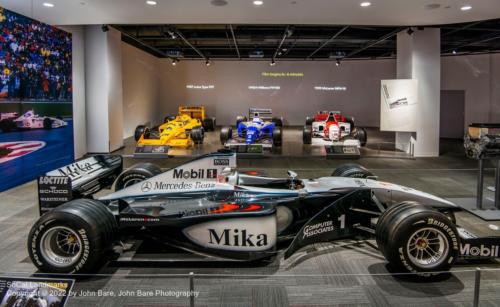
[213,158,230,166]
[141,181,152,192]
[173,168,217,179]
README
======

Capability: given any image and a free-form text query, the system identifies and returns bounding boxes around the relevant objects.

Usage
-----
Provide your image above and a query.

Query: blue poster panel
[0,7,74,192]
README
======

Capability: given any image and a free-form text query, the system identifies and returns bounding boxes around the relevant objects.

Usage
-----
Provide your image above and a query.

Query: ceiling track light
[452,50,457,54]
[205,59,211,66]
[171,59,178,66]
[270,59,276,66]
[407,27,414,36]
[335,59,341,66]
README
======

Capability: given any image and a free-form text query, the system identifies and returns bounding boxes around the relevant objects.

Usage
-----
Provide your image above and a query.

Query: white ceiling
[1,0,499,26]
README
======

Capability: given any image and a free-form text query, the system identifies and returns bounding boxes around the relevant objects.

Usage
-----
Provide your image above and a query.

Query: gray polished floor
[1,134,500,306]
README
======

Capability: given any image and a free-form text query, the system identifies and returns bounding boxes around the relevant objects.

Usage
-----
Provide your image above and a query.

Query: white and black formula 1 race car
[29,152,500,276]
[0,110,67,132]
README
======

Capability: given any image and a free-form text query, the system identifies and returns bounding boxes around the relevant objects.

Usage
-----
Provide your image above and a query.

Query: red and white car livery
[303,111,367,146]
[13,110,67,130]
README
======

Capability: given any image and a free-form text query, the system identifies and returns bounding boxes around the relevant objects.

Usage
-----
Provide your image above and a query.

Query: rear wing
[178,105,206,120]
[249,108,273,121]
[37,155,123,215]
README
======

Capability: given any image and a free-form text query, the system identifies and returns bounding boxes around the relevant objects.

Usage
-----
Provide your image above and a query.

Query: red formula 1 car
[303,111,367,146]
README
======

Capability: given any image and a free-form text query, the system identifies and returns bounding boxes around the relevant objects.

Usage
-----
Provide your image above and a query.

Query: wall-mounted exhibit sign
[261,72,304,77]
[0,7,74,192]
[248,85,281,90]
[314,86,347,91]
[186,84,215,90]
[380,79,418,132]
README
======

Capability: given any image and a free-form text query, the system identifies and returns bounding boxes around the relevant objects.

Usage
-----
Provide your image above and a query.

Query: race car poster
[380,79,418,132]
[0,7,74,192]
[0,276,74,307]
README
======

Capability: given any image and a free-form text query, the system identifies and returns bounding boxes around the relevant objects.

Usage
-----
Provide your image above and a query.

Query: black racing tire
[190,126,205,145]
[203,117,216,131]
[303,125,312,144]
[164,115,176,123]
[375,203,459,276]
[220,126,232,145]
[352,127,367,147]
[27,199,117,274]
[272,126,282,147]
[344,115,355,129]
[305,116,313,126]
[43,118,52,130]
[114,162,162,191]
[134,125,147,142]
[331,163,374,178]
[236,116,247,127]
[272,117,283,127]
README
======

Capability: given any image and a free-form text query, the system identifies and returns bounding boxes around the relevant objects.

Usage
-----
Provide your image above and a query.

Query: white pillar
[84,26,124,153]
[396,28,441,157]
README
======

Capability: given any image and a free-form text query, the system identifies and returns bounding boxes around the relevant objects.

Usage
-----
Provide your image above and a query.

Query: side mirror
[287,170,298,179]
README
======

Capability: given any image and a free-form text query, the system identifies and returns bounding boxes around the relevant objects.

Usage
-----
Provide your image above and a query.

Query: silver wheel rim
[123,178,143,188]
[40,226,82,268]
[406,227,449,269]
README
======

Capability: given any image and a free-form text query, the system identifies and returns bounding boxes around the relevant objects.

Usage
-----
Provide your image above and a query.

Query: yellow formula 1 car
[134,106,216,148]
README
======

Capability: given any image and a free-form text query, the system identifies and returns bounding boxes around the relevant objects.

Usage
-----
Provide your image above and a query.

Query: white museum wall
[121,43,162,139]
[59,25,87,159]
[442,53,500,125]
[107,27,124,152]
[118,42,499,145]
[156,59,396,126]
[84,25,110,153]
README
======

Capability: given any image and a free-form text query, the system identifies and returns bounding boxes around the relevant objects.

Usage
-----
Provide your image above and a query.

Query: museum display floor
[2,139,500,306]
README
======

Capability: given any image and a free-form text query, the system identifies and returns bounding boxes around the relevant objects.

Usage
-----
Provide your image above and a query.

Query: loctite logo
[208,229,268,247]
[173,168,217,179]
[39,176,69,185]
[460,243,500,257]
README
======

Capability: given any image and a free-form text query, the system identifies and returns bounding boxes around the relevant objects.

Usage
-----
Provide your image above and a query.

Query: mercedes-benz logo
[141,181,152,192]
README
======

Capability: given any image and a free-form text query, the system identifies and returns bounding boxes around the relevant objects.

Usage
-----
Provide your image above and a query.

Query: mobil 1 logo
[173,168,218,180]
[38,176,73,213]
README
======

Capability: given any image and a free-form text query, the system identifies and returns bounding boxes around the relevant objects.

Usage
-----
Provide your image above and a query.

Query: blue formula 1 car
[220,108,283,150]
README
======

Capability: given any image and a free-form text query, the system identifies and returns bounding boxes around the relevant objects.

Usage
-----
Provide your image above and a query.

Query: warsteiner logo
[173,168,217,179]
[141,181,152,192]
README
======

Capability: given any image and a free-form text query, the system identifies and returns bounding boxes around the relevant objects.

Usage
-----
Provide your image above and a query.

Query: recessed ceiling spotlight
[211,0,228,6]
[43,2,55,7]
[360,2,371,7]
[452,50,457,54]
[146,0,157,5]
[171,59,178,66]
[253,0,264,5]
[460,5,472,11]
